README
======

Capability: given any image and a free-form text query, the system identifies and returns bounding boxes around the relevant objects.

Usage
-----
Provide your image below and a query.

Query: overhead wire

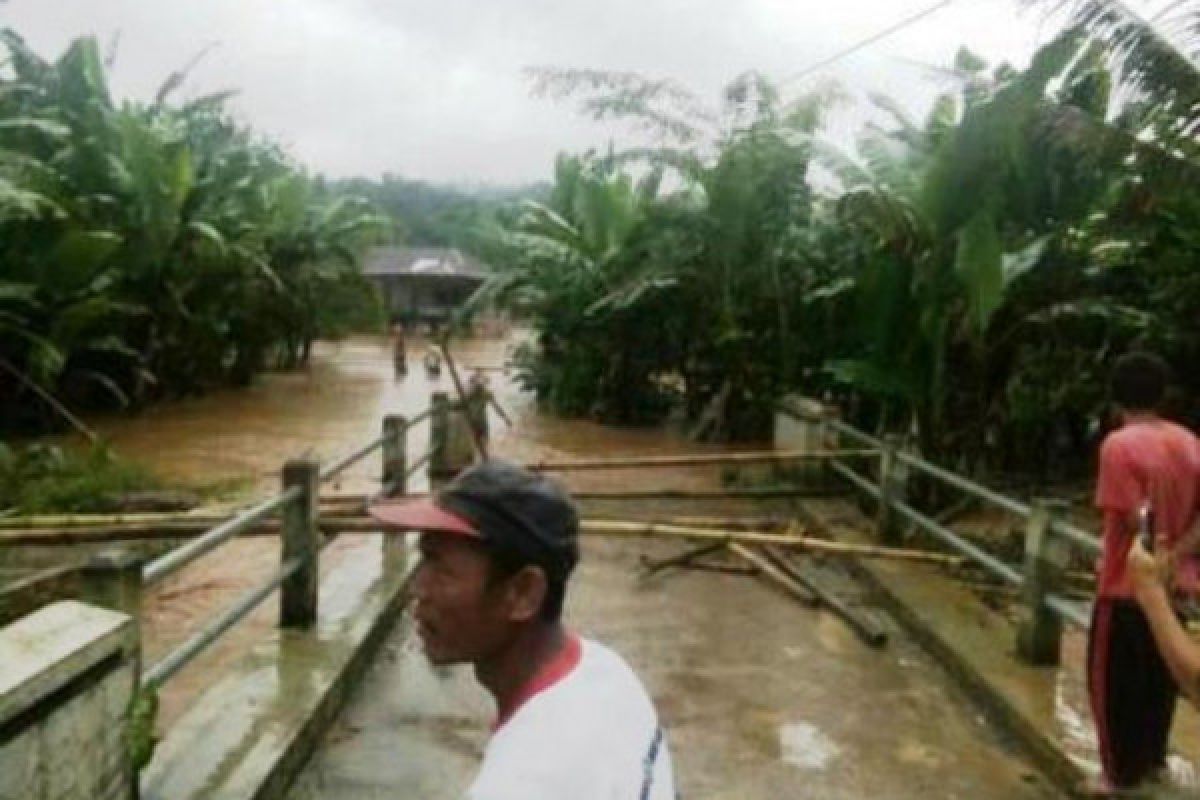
[780,0,958,85]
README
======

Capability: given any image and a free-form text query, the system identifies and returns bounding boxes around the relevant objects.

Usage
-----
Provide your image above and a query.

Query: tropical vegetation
[0,30,385,433]
[477,0,1200,478]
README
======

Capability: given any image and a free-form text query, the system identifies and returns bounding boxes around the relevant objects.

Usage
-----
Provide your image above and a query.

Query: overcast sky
[4,0,1070,185]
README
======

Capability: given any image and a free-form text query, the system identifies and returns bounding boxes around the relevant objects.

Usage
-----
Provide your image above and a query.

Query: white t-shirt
[467,636,676,800]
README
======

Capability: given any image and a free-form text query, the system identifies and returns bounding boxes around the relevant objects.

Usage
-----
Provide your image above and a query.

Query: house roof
[362,247,488,281]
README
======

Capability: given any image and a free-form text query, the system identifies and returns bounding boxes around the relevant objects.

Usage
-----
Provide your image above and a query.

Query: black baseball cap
[369,460,579,579]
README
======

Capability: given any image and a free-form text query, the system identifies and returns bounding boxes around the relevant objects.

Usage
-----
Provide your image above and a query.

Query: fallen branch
[0,355,99,445]
[728,544,818,606]
[680,562,760,576]
[757,544,889,648]
[639,539,731,576]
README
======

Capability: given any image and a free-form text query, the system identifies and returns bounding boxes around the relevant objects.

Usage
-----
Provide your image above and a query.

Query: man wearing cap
[370,460,676,799]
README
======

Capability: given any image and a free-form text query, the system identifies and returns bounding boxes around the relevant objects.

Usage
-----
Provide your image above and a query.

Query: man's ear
[504,566,548,622]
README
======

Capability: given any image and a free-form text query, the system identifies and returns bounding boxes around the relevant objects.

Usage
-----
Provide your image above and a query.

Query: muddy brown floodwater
[91,333,1061,798]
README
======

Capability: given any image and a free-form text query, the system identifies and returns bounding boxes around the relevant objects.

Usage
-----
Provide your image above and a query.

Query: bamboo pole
[0,516,379,545]
[0,510,239,529]
[525,449,877,472]
[594,515,787,531]
[321,485,844,503]
[582,519,965,564]
[1,516,965,568]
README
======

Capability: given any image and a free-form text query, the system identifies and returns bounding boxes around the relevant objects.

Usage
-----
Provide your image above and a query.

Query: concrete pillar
[80,550,144,638]
[0,601,139,800]
[1016,499,1070,666]
[775,395,825,486]
[281,459,320,628]
[382,414,408,575]
[876,434,906,545]
[382,414,408,496]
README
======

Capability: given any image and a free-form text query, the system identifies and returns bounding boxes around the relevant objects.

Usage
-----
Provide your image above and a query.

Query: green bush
[0,441,160,513]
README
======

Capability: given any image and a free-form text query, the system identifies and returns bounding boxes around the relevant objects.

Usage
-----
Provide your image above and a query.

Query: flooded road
[85,333,1062,797]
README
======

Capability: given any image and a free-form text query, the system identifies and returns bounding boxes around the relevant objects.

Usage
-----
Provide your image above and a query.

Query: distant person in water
[443,370,512,477]
[1087,351,1200,791]
[368,461,676,799]
[424,350,442,377]
[466,369,512,443]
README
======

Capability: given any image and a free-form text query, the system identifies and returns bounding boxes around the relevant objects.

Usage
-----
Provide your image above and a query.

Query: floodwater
[85,333,1062,797]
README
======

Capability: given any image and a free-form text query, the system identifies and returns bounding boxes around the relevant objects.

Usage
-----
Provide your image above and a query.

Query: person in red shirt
[1088,352,1200,790]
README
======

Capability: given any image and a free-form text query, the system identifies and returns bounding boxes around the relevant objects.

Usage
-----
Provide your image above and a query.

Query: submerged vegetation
[0,442,159,513]
[479,1,1200,477]
[0,30,385,433]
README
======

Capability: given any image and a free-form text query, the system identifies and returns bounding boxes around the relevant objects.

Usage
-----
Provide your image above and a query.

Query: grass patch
[0,441,161,514]
[189,475,258,505]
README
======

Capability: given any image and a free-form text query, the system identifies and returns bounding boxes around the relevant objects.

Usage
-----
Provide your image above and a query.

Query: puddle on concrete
[779,722,839,771]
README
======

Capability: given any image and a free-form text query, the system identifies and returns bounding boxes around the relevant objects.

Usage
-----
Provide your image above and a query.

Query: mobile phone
[1138,503,1155,552]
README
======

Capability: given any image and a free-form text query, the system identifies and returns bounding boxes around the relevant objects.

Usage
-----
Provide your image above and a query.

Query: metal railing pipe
[1050,519,1102,556]
[829,460,881,499]
[319,435,388,483]
[142,488,301,586]
[826,417,883,449]
[890,497,1024,585]
[895,450,1031,518]
[142,556,304,689]
[404,405,439,429]
[1045,592,1091,629]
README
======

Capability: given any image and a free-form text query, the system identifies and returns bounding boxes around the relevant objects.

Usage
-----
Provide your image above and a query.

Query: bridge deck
[292,495,1061,799]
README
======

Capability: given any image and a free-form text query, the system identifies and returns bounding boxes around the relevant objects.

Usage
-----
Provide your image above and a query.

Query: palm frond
[1026,0,1200,137]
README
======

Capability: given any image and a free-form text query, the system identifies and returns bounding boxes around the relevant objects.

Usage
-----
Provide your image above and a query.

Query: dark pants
[1087,598,1179,788]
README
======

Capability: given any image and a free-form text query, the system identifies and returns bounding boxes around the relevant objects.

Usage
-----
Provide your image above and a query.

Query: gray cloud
[5,0,1061,184]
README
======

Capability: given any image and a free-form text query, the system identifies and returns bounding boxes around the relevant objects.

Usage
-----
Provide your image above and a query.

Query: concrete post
[0,601,139,800]
[381,414,408,575]
[429,391,451,484]
[876,434,906,545]
[1016,499,1070,666]
[382,414,408,496]
[79,553,147,798]
[281,459,320,628]
[81,550,144,635]
[774,395,825,486]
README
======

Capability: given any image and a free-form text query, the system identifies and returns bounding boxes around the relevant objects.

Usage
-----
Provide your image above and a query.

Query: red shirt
[1095,418,1200,598]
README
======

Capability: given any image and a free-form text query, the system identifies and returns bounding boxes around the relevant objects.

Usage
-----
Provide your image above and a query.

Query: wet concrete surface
[803,497,1200,796]
[293,527,1060,799]
[72,334,1064,795]
[142,536,411,800]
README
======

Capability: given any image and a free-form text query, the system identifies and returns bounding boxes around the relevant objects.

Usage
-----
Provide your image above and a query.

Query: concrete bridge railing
[777,396,1099,667]
[0,392,462,800]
